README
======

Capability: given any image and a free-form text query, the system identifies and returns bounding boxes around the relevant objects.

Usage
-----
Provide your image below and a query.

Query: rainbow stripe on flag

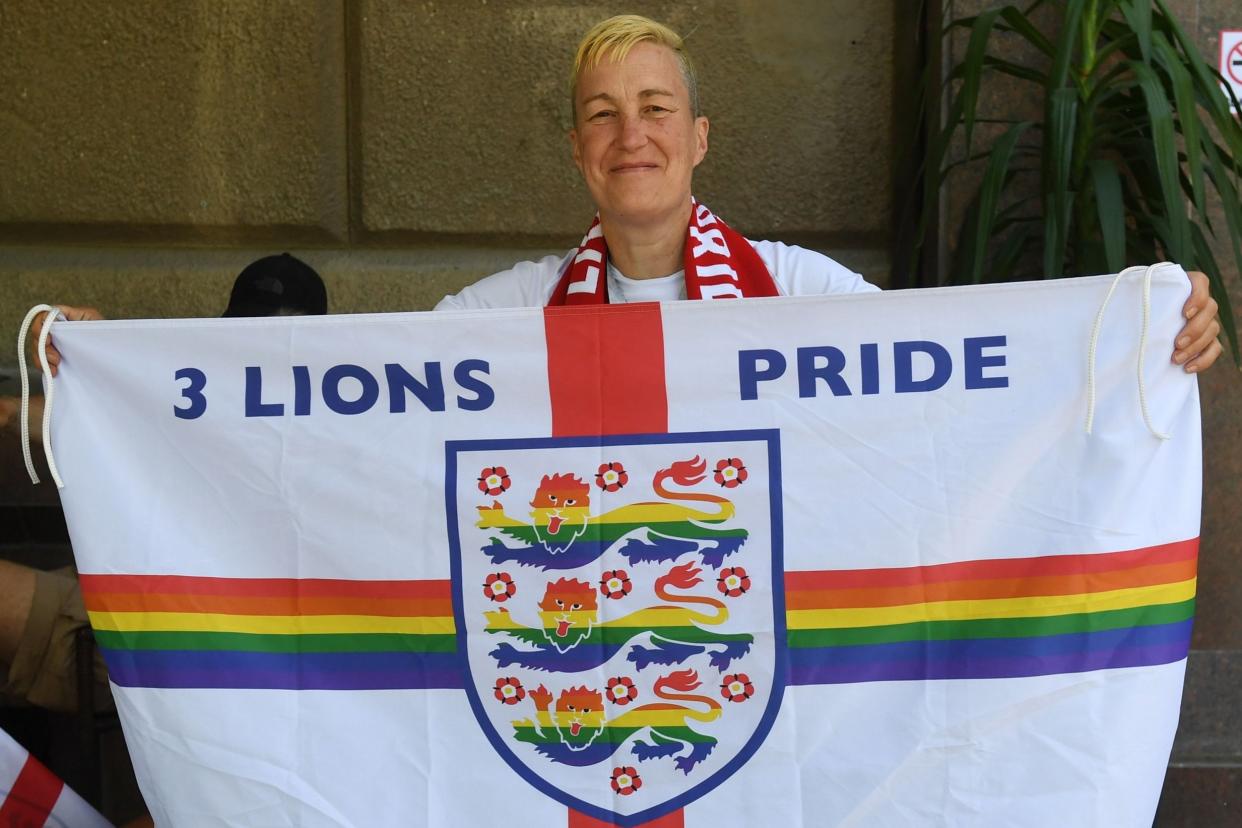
[81,539,1195,691]
[79,575,461,690]
[785,539,1196,684]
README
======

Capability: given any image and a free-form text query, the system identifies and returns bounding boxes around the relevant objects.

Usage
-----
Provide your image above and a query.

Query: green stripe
[512,724,714,746]
[786,599,1195,648]
[92,630,457,653]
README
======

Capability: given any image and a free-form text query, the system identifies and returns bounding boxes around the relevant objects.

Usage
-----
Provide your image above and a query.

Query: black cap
[222,253,328,318]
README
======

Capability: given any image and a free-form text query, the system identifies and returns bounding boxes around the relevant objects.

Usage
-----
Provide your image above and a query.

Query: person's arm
[27,304,104,378]
[1175,271,1221,372]
[0,395,43,444]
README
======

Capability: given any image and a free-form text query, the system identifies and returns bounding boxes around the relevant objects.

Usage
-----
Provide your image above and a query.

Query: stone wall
[0,0,897,342]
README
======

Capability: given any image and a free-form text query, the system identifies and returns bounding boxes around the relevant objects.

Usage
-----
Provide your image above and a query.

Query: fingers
[26,304,102,377]
[1184,338,1223,373]
[1182,271,1210,318]
[1172,270,1220,372]
[1174,308,1221,365]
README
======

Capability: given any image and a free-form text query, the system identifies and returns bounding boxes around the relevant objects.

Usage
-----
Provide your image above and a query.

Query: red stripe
[0,753,64,827]
[544,304,668,436]
[78,574,450,600]
[784,538,1198,592]
[569,808,684,828]
[547,301,674,825]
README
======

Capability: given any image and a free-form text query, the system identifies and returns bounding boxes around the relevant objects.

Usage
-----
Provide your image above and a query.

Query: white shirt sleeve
[433,253,570,311]
[749,239,880,297]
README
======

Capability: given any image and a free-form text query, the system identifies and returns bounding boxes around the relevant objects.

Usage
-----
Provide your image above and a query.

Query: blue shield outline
[444,429,787,826]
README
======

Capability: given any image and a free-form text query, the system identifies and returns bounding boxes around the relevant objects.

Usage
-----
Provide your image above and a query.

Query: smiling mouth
[612,163,658,173]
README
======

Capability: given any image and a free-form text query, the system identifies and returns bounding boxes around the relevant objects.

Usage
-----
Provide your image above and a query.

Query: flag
[44,265,1199,827]
[0,728,111,828]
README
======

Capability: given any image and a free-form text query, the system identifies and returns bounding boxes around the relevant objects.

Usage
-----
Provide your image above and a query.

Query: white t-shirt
[433,239,878,311]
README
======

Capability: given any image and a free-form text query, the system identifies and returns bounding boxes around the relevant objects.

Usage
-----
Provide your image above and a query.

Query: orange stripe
[79,574,450,600]
[785,559,1198,610]
[81,592,453,617]
[785,538,1197,592]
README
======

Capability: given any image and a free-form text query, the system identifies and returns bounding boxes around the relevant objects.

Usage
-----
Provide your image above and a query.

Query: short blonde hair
[571,15,700,117]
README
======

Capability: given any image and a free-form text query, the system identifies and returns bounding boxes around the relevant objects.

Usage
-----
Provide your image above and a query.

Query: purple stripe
[100,649,464,690]
[788,620,1192,685]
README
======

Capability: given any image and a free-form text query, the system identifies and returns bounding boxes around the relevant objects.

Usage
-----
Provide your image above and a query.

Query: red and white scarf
[548,200,780,305]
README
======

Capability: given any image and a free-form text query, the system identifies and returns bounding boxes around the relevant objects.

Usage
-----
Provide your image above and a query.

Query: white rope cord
[1135,263,1171,441]
[16,304,66,487]
[1084,263,1172,440]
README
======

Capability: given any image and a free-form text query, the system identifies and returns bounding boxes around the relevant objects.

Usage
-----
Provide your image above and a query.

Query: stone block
[354,0,894,241]
[0,0,348,240]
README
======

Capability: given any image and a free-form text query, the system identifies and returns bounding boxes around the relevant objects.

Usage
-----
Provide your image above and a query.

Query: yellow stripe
[596,504,723,524]
[88,611,456,635]
[602,608,722,627]
[608,709,718,728]
[785,578,1197,630]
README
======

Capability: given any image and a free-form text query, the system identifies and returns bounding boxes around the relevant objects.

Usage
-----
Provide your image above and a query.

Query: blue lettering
[174,367,207,420]
[860,343,880,395]
[455,360,494,411]
[964,336,1009,389]
[322,364,379,415]
[797,346,851,397]
[739,349,787,400]
[244,366,284,417]
[893,341,952,393]
[385,362,445,412]
[292,365,311,415]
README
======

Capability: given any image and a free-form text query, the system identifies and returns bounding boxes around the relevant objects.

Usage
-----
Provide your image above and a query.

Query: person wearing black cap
[222,253,328,318]
[32,253,328,377]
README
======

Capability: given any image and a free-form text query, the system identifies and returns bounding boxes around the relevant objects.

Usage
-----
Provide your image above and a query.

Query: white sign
[1223,30,1242,111]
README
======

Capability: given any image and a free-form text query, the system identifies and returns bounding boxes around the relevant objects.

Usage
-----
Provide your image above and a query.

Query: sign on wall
[1223,30,1242,111]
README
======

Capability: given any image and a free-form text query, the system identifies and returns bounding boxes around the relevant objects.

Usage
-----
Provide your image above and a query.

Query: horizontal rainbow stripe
[785,539,1197,684]
[80,575,461,690]
[81,539,1196,690]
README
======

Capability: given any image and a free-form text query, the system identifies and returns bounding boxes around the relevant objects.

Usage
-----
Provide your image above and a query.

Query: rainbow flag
[785,539,1196,684]
[44,270,1201,826]
[81,575,459,690]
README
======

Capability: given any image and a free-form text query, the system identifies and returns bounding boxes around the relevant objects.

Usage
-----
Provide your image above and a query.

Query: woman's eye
[589,110,615,121]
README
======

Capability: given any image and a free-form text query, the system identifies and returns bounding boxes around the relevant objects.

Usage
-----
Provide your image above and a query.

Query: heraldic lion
[510,669,722,773]
[484,562,753,672]
[476,456,748,570]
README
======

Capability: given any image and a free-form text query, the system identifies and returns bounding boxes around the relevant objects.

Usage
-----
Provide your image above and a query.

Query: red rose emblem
[477,466,511,496]
[717,566,751,597]
[713,458,747,488]
[595,462,629,492]
[610,766,641,795]
[720,673,754,703]
[606,676,639,706]
[493,676,526,705]
[599,569,632,599]
[483,571,516,602]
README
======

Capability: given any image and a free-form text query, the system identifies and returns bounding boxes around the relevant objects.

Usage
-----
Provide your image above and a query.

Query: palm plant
[913,0,1242,361]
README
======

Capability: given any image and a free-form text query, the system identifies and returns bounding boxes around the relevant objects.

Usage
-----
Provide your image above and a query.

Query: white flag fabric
[44,265,1199,827]
[0,728,112,828]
